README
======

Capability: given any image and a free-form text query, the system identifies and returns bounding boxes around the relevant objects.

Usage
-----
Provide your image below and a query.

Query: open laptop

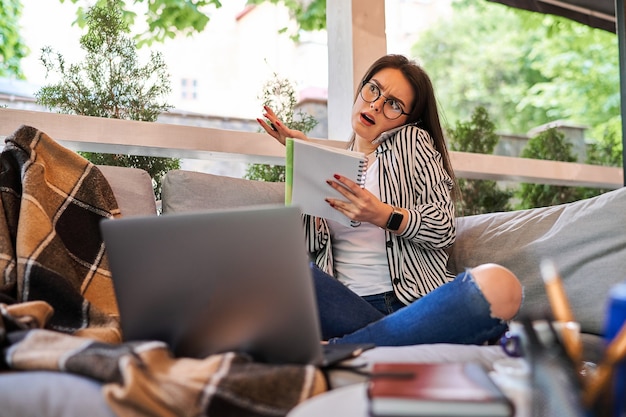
[100,205,372,367]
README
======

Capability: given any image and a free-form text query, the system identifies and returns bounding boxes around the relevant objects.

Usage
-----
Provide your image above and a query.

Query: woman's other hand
[257,105,307,146]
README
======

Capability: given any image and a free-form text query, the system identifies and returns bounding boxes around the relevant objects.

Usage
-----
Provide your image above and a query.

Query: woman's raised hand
[257,105,307,146]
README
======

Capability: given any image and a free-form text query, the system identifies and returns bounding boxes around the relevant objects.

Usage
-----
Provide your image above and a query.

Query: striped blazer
[303,125,456,305]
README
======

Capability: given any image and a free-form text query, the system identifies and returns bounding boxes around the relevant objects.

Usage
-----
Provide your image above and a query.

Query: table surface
[287,383,368,417]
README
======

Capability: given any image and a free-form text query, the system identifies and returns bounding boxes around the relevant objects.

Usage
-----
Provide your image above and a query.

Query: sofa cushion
[161,170,285,213]
[97,165,157,217]
[447,187,626,336]
[0,371,116,417]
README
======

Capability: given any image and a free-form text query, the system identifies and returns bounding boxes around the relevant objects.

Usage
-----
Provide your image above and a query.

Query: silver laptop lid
[100,205,324,365]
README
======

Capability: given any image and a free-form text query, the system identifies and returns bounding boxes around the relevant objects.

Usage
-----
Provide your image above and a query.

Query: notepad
[285,138,367,227]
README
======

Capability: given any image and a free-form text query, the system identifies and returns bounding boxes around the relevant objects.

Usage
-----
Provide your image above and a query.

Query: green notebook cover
[285,138,294,205]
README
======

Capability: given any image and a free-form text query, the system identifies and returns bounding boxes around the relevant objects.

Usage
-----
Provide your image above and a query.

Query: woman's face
[351,67,415,143]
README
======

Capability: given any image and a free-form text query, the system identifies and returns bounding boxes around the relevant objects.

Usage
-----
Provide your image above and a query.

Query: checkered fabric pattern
[4,324,326,417]
[0,125,121,342]
[0,125,327,416]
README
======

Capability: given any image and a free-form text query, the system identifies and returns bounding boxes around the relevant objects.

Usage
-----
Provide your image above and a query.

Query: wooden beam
[0,109,286,165]
[451,151,622,189]
[617,0,626,185]
[326,0,386,142]
[1,109,622,189]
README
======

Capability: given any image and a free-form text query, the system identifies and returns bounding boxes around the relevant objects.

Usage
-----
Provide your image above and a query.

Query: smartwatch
[385,206,404,231]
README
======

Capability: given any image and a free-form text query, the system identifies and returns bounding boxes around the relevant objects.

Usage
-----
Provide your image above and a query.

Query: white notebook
[285,138,367,227]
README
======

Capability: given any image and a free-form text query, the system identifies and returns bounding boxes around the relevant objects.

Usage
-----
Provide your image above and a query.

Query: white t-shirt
[327,157,393,296]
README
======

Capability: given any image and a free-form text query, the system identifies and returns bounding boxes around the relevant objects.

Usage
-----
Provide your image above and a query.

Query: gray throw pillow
[161,170,285,213]
[98,165,158,217]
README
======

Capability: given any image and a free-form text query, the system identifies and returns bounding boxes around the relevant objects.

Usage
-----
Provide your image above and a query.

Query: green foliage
[0,0,29,78]
[36,0,179,199]
[521,128,577,162]
[37,2,172,120]
[58,0,325,45]
[448,106,499,154]
[246,0,326,40]
[245,163,286,183]
[515,128,600,208]
[244,73,318,182]
[453,179,513,216]
[60,0,222,46]
[413,0,620,137]
[79,153,179,196]
[447,106,513,216]
[588,116,624,167]
[259,73,318,134]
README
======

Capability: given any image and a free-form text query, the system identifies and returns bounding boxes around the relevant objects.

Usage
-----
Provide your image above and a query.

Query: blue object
[604,282,626,417]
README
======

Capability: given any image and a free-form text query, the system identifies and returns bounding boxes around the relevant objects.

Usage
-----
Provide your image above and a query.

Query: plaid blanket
[0,124,122,342]
[0,125,327,416]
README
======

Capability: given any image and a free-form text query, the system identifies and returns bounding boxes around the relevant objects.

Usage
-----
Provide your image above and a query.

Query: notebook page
[287,139,367,227]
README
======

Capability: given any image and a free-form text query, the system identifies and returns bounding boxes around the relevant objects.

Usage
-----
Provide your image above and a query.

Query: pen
[540,259,582,364]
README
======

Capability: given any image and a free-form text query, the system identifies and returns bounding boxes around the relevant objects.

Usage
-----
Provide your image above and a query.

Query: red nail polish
[334,174,340,180]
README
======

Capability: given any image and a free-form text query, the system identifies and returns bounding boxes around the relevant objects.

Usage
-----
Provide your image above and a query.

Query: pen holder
[516,314,587,417]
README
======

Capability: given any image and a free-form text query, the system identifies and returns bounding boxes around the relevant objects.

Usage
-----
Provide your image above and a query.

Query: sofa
[2,165,625,416]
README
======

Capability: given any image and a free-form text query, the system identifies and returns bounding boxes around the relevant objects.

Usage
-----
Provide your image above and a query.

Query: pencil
[583,319,626,407]
[540,259,575,322]
[540,259,582,364]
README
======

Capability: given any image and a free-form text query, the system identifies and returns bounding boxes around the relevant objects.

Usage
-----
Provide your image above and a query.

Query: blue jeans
[310,263,508,346]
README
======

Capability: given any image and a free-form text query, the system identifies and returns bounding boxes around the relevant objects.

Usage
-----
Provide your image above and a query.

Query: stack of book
[367,362,514,417]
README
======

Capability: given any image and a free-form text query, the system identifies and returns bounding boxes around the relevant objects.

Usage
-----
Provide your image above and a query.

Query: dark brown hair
[351,54,458,199]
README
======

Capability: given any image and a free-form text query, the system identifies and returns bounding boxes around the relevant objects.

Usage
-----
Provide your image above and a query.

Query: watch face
[387,211,403,231]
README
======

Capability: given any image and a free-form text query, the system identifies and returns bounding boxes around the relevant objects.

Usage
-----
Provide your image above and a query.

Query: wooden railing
[0,108,623,190]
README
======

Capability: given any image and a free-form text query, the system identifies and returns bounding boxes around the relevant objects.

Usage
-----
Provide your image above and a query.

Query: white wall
[19,0,85,86]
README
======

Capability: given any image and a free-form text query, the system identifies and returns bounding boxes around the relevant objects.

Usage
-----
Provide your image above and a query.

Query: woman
[257,54,522,346]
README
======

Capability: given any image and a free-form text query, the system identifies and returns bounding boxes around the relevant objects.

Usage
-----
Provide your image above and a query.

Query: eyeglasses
[360,82,410,120]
